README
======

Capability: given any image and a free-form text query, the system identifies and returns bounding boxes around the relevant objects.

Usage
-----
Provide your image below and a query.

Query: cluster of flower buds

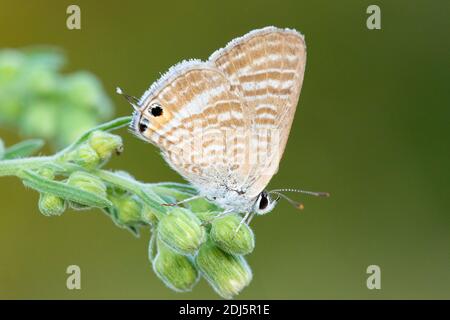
[24,130,123,218]
[0,48,113,149]
[2,119,258,298]
[20,128,153,236]
[147,191,256,299]
[65,130,123,169]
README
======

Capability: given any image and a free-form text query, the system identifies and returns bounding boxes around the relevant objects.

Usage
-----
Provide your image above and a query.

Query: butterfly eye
[150,104,163,117]
[258,193,269,210]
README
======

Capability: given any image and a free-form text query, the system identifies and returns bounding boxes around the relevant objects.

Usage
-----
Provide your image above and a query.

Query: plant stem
[0,116,132,177]
[94,169,167,219]
[0,156,55,176]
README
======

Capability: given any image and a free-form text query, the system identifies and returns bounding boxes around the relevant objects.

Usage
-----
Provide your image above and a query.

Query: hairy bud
[110,195,143,226]
[152,239,199,292]
[67,143,100,169]
[38,193,66,216]
[88,130,123,161]
[157,208,206,255]
[141,206,159,226]
[195,240,252,299]
[210,214,255,255]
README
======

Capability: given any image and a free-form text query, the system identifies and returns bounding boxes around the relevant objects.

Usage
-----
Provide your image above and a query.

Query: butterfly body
[129,26,307,216]
[202,186,253,212]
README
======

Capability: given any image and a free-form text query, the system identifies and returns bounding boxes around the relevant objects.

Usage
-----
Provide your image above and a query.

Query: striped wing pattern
[210,27,306,197]
[138,62,252,190]
[135,27,306,199]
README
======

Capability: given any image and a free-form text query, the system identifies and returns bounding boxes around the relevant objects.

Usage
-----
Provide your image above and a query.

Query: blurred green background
[0,0,449,299]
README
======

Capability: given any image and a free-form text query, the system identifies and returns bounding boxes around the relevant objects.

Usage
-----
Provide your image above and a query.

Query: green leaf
[21,170,112,208]
[3,139,45,159]
[152,182,198,198]
[138,188,168,217]
[154,182,198,194]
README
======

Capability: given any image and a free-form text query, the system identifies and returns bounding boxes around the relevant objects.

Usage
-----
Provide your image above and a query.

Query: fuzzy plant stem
[0,156,55,176]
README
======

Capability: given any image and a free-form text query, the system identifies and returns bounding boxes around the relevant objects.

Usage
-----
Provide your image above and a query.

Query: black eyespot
[138,117,149,133]
[259,193,269,210]
[150,105,163,117]
[138,121,148,133]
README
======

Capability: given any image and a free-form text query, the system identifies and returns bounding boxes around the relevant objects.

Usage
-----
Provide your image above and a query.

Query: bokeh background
[0,0,449,299]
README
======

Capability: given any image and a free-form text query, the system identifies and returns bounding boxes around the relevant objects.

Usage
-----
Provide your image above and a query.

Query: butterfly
[119,26,328,224]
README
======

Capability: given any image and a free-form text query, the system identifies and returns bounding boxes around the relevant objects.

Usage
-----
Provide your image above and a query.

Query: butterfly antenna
[270,188,330,198]
[116,87,140,111]
[270,191,305,210]
[268,188,330,210]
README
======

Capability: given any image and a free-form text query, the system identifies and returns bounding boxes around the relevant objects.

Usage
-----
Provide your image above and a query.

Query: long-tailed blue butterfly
[118,26,328,224]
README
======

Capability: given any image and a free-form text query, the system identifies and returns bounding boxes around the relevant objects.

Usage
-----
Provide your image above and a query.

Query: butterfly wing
[133,27,306,203]
[134,60,253,194]
[209,26,307,197]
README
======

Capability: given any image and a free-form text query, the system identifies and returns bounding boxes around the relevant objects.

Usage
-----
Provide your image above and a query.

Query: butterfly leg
[212,208,236,219]
[234,211,252,234]
[245,211,256,225]
[161,195,202,207]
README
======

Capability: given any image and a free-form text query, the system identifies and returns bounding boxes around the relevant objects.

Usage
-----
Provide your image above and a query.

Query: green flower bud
[67,143,100,169]
[110,195,143,226]
[38,193,66,216]
[141,206,159,226]
[210,215,255,255]
[196,240,252,299]
[67,171,107,210]
[158,208,206,255]
[88,130,123,161]
[153,239,199,292]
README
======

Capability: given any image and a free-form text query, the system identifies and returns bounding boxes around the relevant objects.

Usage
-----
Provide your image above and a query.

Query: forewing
[209,27,307,197]
[135,60,252,191]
